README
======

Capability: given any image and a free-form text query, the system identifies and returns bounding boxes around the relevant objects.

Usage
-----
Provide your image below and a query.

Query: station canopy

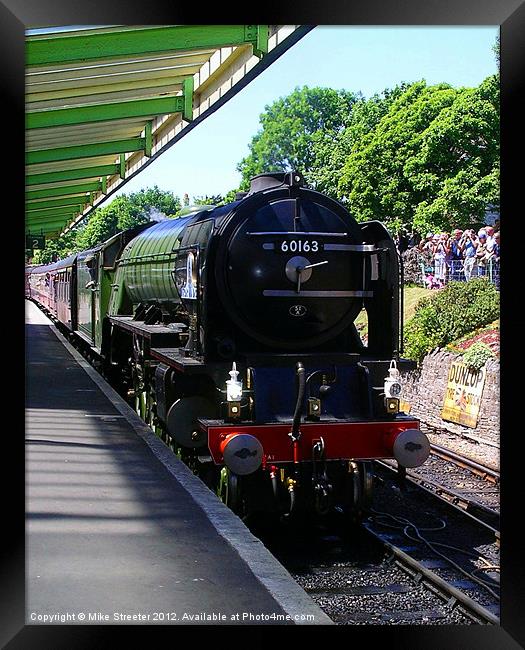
[25,25,311,239]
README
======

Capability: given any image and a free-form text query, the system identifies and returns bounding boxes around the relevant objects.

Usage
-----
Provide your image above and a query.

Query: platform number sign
[26,235,45,250]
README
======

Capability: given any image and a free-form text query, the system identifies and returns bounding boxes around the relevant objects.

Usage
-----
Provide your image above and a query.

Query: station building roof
[25,25,311,239]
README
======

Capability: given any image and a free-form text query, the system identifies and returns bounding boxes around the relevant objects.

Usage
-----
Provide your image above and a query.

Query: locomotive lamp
[384,360,402,414]
[384,360,402,398]
[226,362,243,401]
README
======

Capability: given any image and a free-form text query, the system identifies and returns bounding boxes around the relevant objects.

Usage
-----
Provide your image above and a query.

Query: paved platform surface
[26,300,331,625]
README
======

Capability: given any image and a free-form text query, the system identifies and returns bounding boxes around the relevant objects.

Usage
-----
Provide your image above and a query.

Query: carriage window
[103,239,121,269]
[86,255,99,283]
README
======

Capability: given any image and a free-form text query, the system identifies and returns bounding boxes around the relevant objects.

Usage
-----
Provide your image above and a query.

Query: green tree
[31,229,81,264]
[492,34,500,71]
[237,86,359,189]
[123,186,181,224]
[31,187,181,262]
[221,188,241,204]
[338,76,499,234]
[192,194,224,206]
[308,84,410,198]
[76,187,180,250]
[75,201,121,250]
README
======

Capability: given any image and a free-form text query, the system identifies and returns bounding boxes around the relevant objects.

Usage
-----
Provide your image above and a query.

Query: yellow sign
[441,362,486,428]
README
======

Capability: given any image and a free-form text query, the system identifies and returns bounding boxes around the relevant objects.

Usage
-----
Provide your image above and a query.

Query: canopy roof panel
[26,24,311,238]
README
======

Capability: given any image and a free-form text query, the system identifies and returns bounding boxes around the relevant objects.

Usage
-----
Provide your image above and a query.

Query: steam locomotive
[26,171,430,518]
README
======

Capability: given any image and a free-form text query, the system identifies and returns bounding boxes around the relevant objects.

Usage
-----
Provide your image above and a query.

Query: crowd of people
[395,222,500,289]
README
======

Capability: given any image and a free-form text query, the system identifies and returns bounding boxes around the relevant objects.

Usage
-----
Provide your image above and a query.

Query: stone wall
[400,349,500,446]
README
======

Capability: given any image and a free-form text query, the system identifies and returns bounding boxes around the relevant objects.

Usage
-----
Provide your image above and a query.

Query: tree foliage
[237,86,359,190]
[30,186,181,262]
[235,73,498,236]
[307,84,410,198]
[191,194,224,207]
[338,76,499,234]
[31,230,80,265]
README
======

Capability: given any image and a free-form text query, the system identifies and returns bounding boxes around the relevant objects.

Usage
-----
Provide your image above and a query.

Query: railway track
[429,442,499,483]
[365,464,499,621]
[377,457,500,534]
[419,422,499,472]
[258,513,498,625]
[256,457,500,626]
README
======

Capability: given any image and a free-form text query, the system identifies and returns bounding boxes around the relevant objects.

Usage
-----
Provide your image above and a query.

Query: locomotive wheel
[359,461,374,511]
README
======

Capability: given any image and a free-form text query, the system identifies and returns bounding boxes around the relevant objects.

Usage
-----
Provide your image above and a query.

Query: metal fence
[420,258,500,290]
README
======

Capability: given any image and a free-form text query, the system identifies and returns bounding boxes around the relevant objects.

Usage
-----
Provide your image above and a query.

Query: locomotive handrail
[115,250,176,265]
[246,231,348,237]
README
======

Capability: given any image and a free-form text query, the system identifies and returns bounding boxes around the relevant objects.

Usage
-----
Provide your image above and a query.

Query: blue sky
[106,26,498,203]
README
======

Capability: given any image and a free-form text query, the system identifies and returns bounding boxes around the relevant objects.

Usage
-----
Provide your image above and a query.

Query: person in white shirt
[484,226,496,253]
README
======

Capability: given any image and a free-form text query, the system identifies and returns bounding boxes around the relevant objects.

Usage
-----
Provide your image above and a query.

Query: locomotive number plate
[280,240,319,253]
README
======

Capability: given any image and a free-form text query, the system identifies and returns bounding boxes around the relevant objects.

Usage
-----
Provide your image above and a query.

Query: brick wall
[400,349,500,446]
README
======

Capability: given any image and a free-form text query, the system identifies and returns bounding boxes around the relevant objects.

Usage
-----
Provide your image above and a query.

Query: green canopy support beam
[26,164,120,186]
[27,91,193,130]
[101,176,108,193]
[119,154,126,179]
[26,194,90,210]
[28,225,67,236]
[144,121,152,157]
[28,204,83,218]
[27,226,71,236]
[27,25,269,66]
[26,181,103,201]
[27,214,72,224]
[183,77,194,121]
[246,25,269,58]
[26,218,72,230]
[26,137,147,165]
[28,211,82,225]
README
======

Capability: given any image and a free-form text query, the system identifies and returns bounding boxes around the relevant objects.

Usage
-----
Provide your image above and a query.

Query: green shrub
[403,278,499,362]
[462,342,494,370]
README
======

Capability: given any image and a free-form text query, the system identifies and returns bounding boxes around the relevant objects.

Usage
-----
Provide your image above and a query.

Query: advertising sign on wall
[441,362,486,428]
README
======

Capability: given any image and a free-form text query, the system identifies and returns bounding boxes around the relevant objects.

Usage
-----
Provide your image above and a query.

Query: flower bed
[455,329,500,356]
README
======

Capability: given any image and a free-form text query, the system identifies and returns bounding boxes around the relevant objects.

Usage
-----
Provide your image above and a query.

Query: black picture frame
[9,2,523,648]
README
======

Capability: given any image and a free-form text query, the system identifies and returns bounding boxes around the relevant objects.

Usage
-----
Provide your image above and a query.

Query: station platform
[25,300,331,625]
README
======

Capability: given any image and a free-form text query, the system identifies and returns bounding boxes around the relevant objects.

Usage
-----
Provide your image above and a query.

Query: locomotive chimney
[248,171,305,195]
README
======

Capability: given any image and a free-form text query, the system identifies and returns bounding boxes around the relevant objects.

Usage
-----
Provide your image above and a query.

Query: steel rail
[363,524,500,625]
[375,460,499,537]
[429,442,499,484]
